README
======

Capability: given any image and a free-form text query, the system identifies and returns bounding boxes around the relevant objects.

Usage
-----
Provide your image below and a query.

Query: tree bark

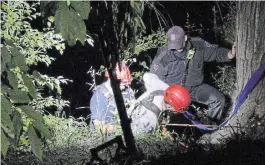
[199,1,265,144]
[234,1,265,128]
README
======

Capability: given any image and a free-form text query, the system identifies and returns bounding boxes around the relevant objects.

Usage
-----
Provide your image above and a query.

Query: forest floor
[3,126,265,165]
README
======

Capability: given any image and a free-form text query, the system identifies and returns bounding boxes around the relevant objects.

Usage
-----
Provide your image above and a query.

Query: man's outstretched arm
[199,39,236,62]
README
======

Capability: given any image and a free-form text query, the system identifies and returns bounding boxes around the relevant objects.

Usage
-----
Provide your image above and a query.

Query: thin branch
[215,1,223,22]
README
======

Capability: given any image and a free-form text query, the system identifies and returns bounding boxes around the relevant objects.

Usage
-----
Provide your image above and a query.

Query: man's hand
[228,43,236,59]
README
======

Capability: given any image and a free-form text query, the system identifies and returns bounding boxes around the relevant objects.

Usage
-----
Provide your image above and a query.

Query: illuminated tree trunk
[234,1,265,130]
[201,1,265,144]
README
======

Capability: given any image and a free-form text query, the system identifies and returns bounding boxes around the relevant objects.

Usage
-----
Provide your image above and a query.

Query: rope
[165,123,249,129]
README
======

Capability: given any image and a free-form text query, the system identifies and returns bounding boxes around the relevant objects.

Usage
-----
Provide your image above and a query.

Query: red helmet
[104,64,132,85]
[164,85,191,113]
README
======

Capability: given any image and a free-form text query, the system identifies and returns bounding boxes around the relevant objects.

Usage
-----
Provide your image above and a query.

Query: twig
[215,1,223,22]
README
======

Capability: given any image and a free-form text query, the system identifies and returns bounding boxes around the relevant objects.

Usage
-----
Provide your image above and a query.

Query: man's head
[167,26,187,52]
[104,64,132,86]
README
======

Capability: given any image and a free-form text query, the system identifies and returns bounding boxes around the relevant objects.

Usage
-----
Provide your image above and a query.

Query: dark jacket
[150,37,231,89]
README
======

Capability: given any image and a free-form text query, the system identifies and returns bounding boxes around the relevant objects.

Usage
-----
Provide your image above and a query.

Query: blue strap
[183,63,265,131]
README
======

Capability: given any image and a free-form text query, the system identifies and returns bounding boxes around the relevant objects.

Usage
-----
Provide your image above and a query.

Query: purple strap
[184,63,265,131]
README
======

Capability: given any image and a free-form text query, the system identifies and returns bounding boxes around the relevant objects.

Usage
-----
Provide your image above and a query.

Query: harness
[181,48,195,85]
[140,90,164,117]
[137,89,176,132]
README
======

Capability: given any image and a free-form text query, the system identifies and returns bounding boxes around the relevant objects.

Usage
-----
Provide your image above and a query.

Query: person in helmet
[150,26,236,123]
[128,72,191,135]
[163,84,191,113]
[89,64,134,134]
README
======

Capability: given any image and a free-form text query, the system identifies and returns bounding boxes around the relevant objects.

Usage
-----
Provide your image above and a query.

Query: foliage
[219,2,236,45]
[211,65,236,96]
[122,1,146,51]
[125,30,167,59]
[40,1,91,46]
[1,42,52,160]
[43,115,91,150]
[1,2,65,66]
[54,1,90,46]
[124,30,167,80]
[1,1,69,160]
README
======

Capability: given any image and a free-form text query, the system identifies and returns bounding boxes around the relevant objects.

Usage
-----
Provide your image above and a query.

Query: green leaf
[22,75,37,99]
[9,89,31,103]
[55,2,87,46]
[1,3,8,10]
[1,46,11,72]
[1,85,10,95]
[19,105,43,121]
[37,40,44,47]
[5,40,15,47]
[32,71,42,79]
[33,120,52,140]
[28,124,43,160]
[20,137,28,145]
[71,1,90,20]
[47,21,51,27]
[1,97,11,115]
[7,70,18,89]
[1,97,15,138]
[41,1,59,19]
[7,136,17,149]
[12,110,23,144]
[1,129,9,158]
[130,0,135,9]
[9,46,29,72]
[131,1,144,16]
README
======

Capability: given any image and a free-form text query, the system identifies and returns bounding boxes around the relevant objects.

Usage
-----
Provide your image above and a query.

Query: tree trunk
[200,1,265,144]
[234,1,265,130]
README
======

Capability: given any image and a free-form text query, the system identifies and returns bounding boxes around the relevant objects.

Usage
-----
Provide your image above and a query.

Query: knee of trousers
[143,72,169,91]
[208,93,226,120]
[143,72,157,84]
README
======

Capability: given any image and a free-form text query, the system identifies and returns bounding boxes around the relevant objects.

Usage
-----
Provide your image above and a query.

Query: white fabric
[129,72,169,134]
[142,72,169,110]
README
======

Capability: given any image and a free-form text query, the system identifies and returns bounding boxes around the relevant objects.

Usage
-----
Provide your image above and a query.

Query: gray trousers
[190,84,226,121]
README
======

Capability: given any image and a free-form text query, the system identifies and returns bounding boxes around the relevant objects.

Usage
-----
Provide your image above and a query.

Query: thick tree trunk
[234,1,265,129]
[199,1,265,144]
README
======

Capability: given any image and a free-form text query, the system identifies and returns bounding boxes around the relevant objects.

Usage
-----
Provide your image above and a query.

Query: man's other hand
[228,43,236,59]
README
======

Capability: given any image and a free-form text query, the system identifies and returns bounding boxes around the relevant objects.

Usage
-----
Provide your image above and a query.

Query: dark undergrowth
[3,129,265,165]
[148,138,265,165]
